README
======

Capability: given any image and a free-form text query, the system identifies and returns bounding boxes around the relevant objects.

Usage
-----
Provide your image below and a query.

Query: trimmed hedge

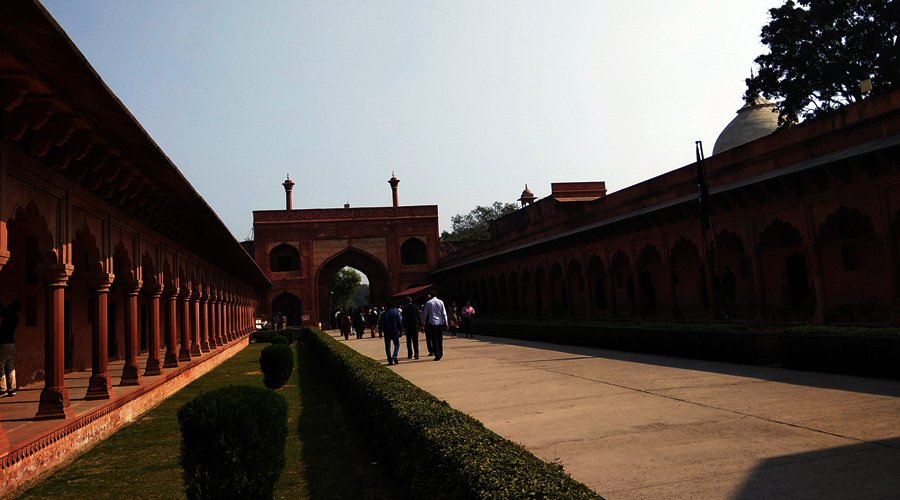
[474,318,779,365]
[304,327,602,499]
[260,344,295,389]
[252,328,296,345]
[178,385,288,499]
[781,327,900,379]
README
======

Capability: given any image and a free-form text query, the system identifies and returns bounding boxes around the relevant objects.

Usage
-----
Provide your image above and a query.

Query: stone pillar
[163,285,179,368]
[884,234,900,325]
[144,285,163,375]
[751,249,766,322]
[120,279,142,386]
[189,290,202,357]
[808,242,827,324]
[85,274,114,400]
[199,291,211,352]
[178,289,192,362]
[35,264,73,420]
[212,292,222,346]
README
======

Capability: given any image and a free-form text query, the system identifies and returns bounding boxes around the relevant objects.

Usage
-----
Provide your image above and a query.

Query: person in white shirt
[422,293,448,361]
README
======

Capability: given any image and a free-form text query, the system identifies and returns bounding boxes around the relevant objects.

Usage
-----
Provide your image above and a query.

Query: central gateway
[251,176,439,326]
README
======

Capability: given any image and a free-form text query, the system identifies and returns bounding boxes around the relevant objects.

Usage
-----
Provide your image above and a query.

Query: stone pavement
[336,330,900,500]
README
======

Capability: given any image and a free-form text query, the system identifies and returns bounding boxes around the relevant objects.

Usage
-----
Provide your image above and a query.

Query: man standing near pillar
[423,293,448,361]
[0,300,21,397]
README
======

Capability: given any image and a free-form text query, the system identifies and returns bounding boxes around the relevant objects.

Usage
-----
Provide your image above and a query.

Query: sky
[41,0,782,240]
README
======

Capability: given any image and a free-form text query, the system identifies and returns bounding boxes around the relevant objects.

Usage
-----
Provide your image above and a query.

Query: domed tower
[518,184,536,207]
[712,96,779,155]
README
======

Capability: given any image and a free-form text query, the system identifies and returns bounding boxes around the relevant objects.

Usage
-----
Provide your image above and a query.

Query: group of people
[346,293,475,366]
[0,300,22,397]
[335,306,387,341]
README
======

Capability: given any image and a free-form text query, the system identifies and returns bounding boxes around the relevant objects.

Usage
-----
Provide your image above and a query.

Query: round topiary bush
[178,385,288,500]
[260,343,294,389]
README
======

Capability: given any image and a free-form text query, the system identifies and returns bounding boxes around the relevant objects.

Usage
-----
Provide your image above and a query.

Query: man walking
[0,300,21,397]
[378,302,403,365]
[423,293,448,361]
[402,297,421,359]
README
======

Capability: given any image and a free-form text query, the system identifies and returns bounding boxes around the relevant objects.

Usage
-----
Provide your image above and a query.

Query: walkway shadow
[295,339,396,500]
[732,438,900,499]
[467,334,900,398]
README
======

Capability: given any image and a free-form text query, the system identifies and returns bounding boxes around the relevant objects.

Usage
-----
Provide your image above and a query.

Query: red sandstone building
[1,2,269,492]
[252,174,440,326]
[3,0,900,495]
[435,91,900,326]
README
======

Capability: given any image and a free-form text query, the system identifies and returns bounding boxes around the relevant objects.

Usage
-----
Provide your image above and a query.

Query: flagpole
[696,141,723,319]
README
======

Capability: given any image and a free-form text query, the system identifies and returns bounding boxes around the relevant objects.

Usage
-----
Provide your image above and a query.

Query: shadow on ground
[732,438,900,499]
[295,339,397,500]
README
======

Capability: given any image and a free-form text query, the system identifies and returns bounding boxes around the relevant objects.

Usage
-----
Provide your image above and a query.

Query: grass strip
[21,341,395,499]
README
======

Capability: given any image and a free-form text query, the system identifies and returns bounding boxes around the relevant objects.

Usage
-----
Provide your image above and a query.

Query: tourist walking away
[402,297,421,359]
[379,302,403,365]
[420,304,433,356]
[448,302,461,338]
[461,301,476,338]
[340,311,352,340]
[354,308,366,339]
[0,300,22,397]
[423,293,448,361]
[367,307,379,338]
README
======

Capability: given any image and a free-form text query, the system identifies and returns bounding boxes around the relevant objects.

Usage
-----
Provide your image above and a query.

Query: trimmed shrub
[260,344,294,389]
[303,327,601,499]
[178,385,288,500]
[270,334,291,345]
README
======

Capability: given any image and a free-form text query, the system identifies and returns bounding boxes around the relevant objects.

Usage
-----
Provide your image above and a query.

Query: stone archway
[315,247,389,324]
[271,292,302,326]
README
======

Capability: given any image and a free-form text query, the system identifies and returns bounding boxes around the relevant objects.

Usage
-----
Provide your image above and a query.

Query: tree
[331,267,361,310]
[441,201,519,241]
[745,0,899,127]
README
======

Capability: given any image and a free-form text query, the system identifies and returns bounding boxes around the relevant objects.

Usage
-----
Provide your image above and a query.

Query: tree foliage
[441,201,519,241]
[745,0,899,127]
[331,267,361,310]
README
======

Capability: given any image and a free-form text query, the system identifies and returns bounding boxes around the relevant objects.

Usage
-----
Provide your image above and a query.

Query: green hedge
[260,344,295,389]
[781,327,900,379]
[178,385,288,499]
[304,327,602,499]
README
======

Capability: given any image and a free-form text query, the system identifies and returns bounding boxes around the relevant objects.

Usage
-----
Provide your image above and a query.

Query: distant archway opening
[316,248,388,324]
[271,292,302,326]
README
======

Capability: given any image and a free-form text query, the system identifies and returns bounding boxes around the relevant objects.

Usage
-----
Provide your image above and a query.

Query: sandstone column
[163,285,179,368]
[120,279,142,386]
[189,290,202,357]
[178,288,192,362]
[85,273,114,400]
[35,264,74,419]
[144,285,163,375]
[199,291,210,352]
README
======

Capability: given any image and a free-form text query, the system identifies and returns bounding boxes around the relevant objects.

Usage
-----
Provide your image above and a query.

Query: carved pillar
[199,291,211,352]
[224,293,232,341]
[751,249,766,322]
[178,288,192,362]
[120,279,142,386]
[808,242,827,324]
[189,290,202,357]
[884,234,900,325]
[144,285,163,375]
[666,261,679,320]
[35,264,74,419]
[212,292,222,346]
[85,274,114,400]
[163,285,179,368]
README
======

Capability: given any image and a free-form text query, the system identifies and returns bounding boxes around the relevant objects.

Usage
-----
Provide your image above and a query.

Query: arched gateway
[252,176,439,326]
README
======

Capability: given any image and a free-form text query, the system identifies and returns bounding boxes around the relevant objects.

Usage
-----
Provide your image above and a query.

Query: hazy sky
[41,0,781,239]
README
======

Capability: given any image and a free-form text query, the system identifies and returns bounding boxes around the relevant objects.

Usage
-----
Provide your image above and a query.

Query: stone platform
[0,337,249,498]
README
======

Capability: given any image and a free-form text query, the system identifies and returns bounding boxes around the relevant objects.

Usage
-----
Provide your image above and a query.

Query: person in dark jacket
[401,297,422,359]
[378,302,403,365]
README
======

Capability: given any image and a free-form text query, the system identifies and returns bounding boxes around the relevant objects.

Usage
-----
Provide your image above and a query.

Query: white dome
[712,96,779,155]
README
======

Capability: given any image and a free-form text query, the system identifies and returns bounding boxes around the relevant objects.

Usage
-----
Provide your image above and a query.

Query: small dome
[712,96,779,155]
[520,184,534,198]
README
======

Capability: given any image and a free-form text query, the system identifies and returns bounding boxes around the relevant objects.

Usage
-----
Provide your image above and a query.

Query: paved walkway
[336,330,900,500]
